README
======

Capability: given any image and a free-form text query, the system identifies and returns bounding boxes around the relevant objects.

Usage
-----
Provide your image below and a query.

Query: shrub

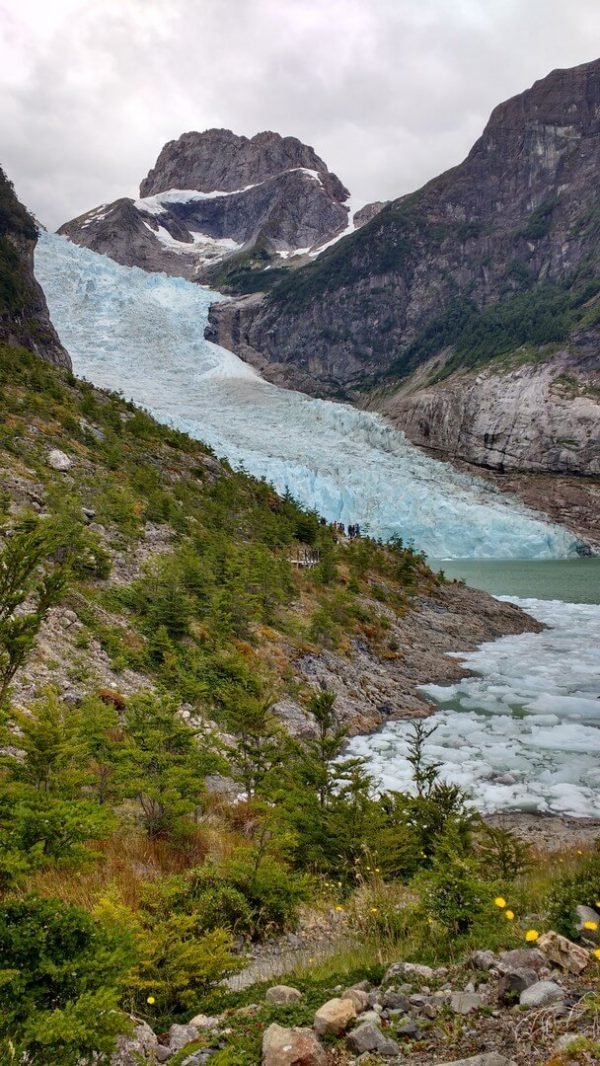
[0,895,134,1064]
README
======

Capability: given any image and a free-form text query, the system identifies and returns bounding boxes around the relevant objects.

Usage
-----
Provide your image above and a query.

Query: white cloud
[1,0,599,228]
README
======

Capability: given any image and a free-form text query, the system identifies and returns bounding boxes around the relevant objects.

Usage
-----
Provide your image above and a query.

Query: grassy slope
[0,341,439,730]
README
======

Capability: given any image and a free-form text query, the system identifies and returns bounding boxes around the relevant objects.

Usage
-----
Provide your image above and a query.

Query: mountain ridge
[58,129,366,283]
[204,58,600,484]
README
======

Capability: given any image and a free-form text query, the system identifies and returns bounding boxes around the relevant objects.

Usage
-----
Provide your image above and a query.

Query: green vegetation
[0,167,38,317]
[0,344,598,1061]
[386,276,600,382]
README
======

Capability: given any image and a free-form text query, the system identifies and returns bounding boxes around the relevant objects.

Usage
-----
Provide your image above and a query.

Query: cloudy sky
[1,0,599,229]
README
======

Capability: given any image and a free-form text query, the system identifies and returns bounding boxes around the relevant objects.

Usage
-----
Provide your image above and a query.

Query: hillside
[206,60,600,480]
[0,167,70,366]
[4,345,600,1066]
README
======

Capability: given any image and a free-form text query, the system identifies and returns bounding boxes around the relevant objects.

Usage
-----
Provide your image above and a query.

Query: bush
[0,895,134,1064]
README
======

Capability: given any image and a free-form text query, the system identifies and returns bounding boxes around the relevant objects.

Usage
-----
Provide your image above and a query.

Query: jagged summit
[58,129,360,283]
[139,128,349,202]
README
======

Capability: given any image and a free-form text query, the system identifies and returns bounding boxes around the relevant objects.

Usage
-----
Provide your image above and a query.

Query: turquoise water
[431,557,600,605]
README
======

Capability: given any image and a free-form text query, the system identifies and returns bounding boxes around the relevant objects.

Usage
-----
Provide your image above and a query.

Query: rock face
[59,129,352,282]
[0,167,70,367]
[206,60,600,477]
[378,351,600,476]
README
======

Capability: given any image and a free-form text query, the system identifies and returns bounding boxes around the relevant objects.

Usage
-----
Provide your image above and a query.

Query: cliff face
[0,168,70,368]
[58,129,354,283]
[206,61,600,475]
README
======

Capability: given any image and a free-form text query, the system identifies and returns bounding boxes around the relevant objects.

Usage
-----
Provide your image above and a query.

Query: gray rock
[346,1022,400,1056]
[497,967,539,999]
[553,1033,584,1052]
[436,1057,517,1066]
[450,992,483,1015]
[395,1016,419,1038]
[188,1013,221,1030]
[519,980,564,1008]
[576,904,600,942]
[497,948,546,973]
[313,996,356,1036]
[262,1023,326,1066]
[155,1047,173,1063]
[265,985,303,1005]
[110,1020,159,1065]
[381,989,410,1011]
[168,1023,200,1051]
[384,961,435,982]
[47,448,73,471]
[342,988,370,1012]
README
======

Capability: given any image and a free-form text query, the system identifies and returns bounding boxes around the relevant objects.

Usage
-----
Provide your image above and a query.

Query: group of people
[331,521,361,539]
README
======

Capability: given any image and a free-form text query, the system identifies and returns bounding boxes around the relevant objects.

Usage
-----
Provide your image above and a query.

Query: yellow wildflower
[593,948,600,960]
[375,867,381,873]
[525,930,539,942]
[504,910,515,921]
[335,905,344,912]
[596,901,600,909]
[146,996,156,1005]
[584,920,598,931]
[494,897,507,909]
[370,907,378,913]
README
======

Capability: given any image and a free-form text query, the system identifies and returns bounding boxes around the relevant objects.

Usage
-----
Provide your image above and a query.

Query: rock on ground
[436,1056,518,1066]
[313,996,357,1036]
[265,985,303,1005]
[110,1019,158,1065]
[519,980,564,1008]
[537,931,590,974]
[262,1023,326,1066]
[346,1021,400,1056]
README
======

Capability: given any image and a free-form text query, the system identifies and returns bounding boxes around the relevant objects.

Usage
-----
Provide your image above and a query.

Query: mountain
[207,60,600,479]
[0,167,70,367]
[58,129,373,285]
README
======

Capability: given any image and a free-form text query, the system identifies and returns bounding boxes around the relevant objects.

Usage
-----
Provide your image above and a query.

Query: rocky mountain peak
[59,129,356,283]
[139,128,349,202]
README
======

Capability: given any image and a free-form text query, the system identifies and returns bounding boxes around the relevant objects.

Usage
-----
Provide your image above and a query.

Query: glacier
[35,232,578,561]
[346,597,600,817]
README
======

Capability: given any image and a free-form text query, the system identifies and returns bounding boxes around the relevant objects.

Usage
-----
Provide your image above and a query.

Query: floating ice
[346,598,600,816]
[35,232,578,560]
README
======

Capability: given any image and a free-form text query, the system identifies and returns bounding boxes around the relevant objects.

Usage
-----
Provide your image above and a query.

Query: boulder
[450,992,483,1014]
[575,905,600,942]
[313,996,357,1036]
[497,948,545,973]
[188,1013,221,1030]
[262,1023,326,1066]
[519,980,564,1008]
[168,1023,199,1051]
[553,1033,584,1052]
[381,989,410,1011]
[470,950,497,971]
[384,961,435,982]
[342,987,370,1012]
[497,967,539,1001]
[346,1021,400,1056]
[47,448,73,471]
[155,1048,173,1063]
[395,1016,419,1037]
[265,985,303,1005]
[111,1019,159,1065]
[538,931,590,974]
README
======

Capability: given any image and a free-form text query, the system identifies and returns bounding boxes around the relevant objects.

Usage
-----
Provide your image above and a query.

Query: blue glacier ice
[35,232,578,560]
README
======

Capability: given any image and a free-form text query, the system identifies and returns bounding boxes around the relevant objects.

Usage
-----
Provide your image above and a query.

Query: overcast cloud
[1,0,599,229]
